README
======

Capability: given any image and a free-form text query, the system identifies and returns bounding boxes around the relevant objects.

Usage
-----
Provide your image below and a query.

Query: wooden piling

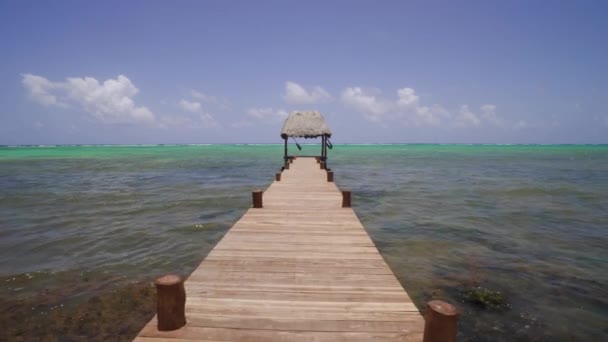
[252,190,263,208]
[275,172,281,181]
[423,300,459,342]
[154,274,186,331]
[327,170,334,182]
[320,162,326,170]
[342,190,351,208]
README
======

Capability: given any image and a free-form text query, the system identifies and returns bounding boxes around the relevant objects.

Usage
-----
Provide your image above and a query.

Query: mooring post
[275,172,281,181]
[320,162,326,170]
[285,162,290,170]
[252,190,263,208]
[327,170,334,182]
[342,190,351,208]
[423,300,459,342]
[154,274,186,331]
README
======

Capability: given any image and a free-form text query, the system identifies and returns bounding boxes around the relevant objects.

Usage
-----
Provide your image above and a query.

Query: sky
[1,0,607,144]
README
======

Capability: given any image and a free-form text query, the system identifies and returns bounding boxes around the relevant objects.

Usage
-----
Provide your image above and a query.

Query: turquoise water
[1,144,607,340]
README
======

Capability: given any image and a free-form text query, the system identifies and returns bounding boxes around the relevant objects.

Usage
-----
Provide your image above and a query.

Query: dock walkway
[135,157,424,341]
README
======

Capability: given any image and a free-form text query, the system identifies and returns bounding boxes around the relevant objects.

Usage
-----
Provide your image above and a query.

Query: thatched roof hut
[280,111,332,139]
[280,111,332,164]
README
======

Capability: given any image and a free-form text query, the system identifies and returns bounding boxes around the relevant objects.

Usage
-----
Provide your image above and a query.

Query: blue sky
[1,0,607,144]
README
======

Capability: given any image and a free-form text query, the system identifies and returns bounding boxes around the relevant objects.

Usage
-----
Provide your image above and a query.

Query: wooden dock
[135,157,425,341]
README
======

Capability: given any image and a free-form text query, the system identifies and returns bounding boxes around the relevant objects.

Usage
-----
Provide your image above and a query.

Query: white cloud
[396,87,419,107]
[198,112,218,128]
[514,120,529,130]
[190,89,217,103]
[22,74,63,106]
[454,105,481,127]
[342,86,449,125]
[341,87,389,122]
[21,73,154,124]
[480,104,504,126]
[408,104,451,126]
[396,88,451,126]
[230,107,287,128]
[283,81,332,104]
[342,85,509,129]
[179,99,202,113]
[481,104,496,113]
[189,89,230,109]
[246,107,289,123]
[174,98,219,128]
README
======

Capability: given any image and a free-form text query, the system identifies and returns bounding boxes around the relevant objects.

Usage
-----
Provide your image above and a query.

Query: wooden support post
[327,171,334,182]
[252,190,263,208]
[320,162,326,170]
[154,274,186,331]
[423,300,459,342]
[342,190,351,208]
[321,135,326,161]
[275,172,281,181]
[325,135,328,160]
[285,162,290,170]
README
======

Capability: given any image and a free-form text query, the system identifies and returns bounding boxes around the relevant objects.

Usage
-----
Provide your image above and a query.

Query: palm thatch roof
[280,111,332,138]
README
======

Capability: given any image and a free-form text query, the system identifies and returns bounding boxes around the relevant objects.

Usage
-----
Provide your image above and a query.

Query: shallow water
[1,144,607,340]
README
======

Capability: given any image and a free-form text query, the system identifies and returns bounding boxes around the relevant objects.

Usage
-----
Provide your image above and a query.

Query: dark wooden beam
[283,137,288,165]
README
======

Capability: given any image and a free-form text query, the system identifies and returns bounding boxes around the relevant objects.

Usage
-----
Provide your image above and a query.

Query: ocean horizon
[3,143,608,146]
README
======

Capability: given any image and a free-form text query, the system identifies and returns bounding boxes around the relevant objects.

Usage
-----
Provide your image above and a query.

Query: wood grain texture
[135,157,423,341]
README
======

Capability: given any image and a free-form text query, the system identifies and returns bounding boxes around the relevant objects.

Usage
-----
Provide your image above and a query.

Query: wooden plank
[197,258,391,268]
[183,284,409,293]
[183,290,412,303]
[183,316,422,332]
[135,157,423,341]
[192,266,394,275]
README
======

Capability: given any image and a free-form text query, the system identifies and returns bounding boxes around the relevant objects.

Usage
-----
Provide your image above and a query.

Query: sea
[0,144,606,341]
